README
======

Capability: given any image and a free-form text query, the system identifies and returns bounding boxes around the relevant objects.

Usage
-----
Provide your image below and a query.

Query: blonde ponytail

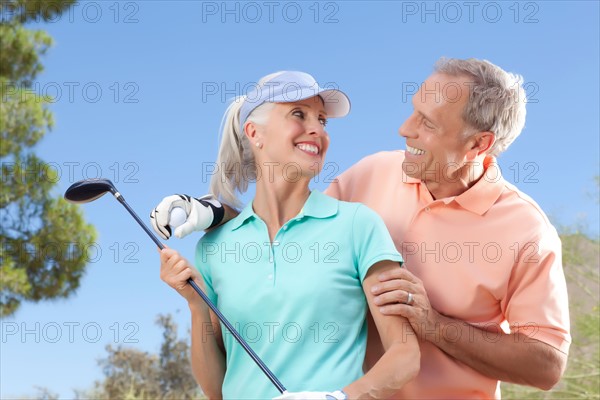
[209,72,284,208]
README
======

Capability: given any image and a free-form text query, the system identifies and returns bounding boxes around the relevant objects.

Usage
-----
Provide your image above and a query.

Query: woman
[159,71,419,399]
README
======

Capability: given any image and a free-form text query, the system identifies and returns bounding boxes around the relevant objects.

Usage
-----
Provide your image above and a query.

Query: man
[323,58,570,398]
[151,58,570,399]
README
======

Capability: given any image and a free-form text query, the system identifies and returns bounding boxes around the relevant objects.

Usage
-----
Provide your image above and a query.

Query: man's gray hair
[434,58,527,156]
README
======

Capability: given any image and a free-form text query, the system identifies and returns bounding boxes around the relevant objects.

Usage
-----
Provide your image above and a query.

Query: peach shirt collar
[402,156,505,216]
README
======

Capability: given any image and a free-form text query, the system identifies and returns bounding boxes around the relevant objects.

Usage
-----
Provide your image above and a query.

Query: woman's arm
[344,261,420,399]
[188,300,226,399]
[159,248,226,399]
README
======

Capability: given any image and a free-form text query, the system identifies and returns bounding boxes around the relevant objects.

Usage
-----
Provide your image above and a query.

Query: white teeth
[296,143,319,155]
[406,145,425,156]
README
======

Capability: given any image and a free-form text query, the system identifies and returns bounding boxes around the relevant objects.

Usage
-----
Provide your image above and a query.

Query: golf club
[64,178,286,394]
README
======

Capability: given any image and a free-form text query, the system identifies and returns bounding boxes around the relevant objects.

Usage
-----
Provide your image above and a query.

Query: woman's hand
[159,247,206,306]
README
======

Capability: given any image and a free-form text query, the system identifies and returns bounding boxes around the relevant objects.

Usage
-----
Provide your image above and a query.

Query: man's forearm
[430,312,567,390]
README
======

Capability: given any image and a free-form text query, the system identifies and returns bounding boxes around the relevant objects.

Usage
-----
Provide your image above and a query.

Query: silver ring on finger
[406,292,414,305]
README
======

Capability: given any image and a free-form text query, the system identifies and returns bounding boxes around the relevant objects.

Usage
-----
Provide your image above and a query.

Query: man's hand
[371,266,568,389]
[274,390,347,400]
[150,194,223,239]
[371,267,440,340]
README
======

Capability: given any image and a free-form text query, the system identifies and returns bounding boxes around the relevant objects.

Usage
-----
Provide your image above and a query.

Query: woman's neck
[252,177,311,237]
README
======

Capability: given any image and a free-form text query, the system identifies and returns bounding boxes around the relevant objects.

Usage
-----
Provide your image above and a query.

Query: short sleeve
[324,177,343,200]
[195,236,218,304]
[352,204,403,282]
[325,152,389,203]
[324,158,360,201]
[504,228,571,353]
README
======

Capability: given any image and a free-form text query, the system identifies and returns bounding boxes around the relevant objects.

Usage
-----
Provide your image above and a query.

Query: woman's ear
[244,121,260,147]
[243,121,256,140]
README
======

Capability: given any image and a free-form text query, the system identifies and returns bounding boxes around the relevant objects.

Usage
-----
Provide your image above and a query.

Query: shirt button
[267,274,273,280]
[283,225,288,230]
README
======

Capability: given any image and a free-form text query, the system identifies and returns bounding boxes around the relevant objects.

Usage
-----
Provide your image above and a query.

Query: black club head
[64,178,118,204]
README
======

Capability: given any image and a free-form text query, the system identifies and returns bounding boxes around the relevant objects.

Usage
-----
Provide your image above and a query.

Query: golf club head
[64,178,117,203]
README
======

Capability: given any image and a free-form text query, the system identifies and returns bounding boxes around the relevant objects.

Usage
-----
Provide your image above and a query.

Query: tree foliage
[85,314,203,400]
[1,0,96,316]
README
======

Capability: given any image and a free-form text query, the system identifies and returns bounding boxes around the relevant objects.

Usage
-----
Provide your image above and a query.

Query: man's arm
[371,267,568,390]
[430,310,566,389]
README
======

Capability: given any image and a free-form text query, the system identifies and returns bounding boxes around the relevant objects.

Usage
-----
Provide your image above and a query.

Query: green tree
[88,314,203,400]
[1,0,96,316]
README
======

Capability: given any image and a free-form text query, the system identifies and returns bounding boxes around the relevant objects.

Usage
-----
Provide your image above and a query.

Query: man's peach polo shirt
[326,150,570,399]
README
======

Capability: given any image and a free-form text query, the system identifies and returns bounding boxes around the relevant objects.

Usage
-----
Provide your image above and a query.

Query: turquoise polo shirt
[195,190,403,400]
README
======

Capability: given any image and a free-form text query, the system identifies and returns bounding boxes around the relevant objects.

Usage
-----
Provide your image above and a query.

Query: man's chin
[401,160,424,180]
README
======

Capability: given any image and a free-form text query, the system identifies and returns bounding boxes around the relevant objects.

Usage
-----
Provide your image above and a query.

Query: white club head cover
[273,391,346,400]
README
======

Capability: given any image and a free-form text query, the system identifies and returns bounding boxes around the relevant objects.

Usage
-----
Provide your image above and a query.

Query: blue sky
[1,1,599,398]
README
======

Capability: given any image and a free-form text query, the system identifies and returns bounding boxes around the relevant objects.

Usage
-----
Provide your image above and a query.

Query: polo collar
[454,156,505,215]
[400,152,503,215]
[229,199,257,231]
[230,190,338,231]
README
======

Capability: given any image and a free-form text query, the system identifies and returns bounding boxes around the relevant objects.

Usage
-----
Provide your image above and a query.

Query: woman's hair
[434,58,527,156]
[209,72,283,208]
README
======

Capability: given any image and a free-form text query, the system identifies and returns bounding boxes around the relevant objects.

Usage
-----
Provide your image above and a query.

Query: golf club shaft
[114,194,165,249]
[186,278,286,393]
[113,193,287,393]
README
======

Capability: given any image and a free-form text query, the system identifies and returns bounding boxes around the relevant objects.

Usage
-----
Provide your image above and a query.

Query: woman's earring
[255,142,263,149]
